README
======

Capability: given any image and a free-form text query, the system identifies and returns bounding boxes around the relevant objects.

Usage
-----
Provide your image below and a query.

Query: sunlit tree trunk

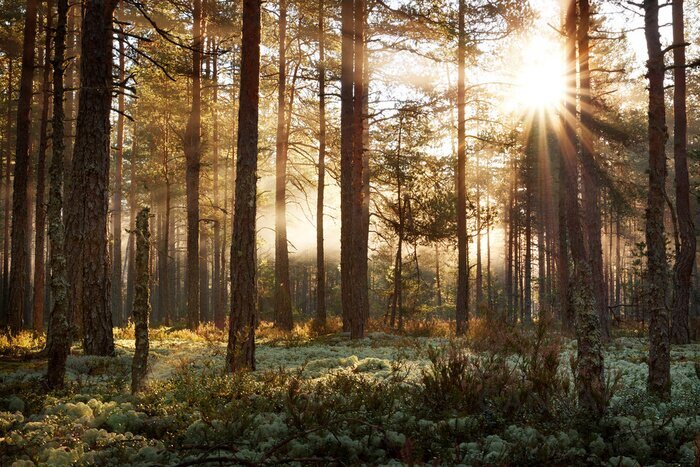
[315,0,327,328]
[670,0,694,345]
[8,0,38,333]
[1,58,13,319]
[274,0,293,331]
[111,19,126,327]
[46,0,70,389]
[562,0,605,415]
[578,0,610,342]
[227,0,261,372]
[33,1,53,333]
[125,133,137,319]
[455,0,468,336]
[65,0,118,355]
[185,0,203,330]
[131,208,150,393]
[643,0,670,398]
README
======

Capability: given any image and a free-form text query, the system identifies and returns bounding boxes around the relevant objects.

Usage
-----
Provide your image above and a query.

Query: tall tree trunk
[563,0,605,415]
[524,151,533,324]
[274,0,293,331]
[131,207,150,394]
[46,0,70,389]
[65,0,118,355]
[33,1,53,333]
[315,0,327,328]
[211,38,223,329]
[125,134,137,318]
[643,0,670,397]
[226,0,261,372]
[185,0,203,330]
[340,0,354,333]
[557,141,572,332]
[435,243,442,307]
[199,229,209,322]
[455,0,468,336]
[2,58,13,319]
[578,0,610,342]
[670,0,694,345]
[8,0,38,333]
[111,20,126,327]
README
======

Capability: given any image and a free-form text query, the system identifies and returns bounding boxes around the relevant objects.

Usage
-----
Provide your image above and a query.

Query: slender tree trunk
[226,0,261,372]
[455,0,468,336]
[476,153,482,310]
[315,0,327,328]
[524,152,533,324]
[562,0,605,415]
[8,0,38,333]
[435,243,442,307]
[643,0,670,397]
[185,0,203,330]
[199,229,209,322]
[670,0,694,345]
[578,0,610,342]
[111,20,126,327]
[46,0,70,389]
[2,58,13,319]
[274,0,293,331]
[125,134,137,318]
[33,1,53,333]
[131,207,150,394]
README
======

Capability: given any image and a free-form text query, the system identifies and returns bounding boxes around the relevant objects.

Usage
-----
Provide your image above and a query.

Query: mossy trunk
[131,208,151,394]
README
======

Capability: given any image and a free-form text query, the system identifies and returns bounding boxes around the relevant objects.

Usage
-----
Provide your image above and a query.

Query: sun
[506,36,567,113]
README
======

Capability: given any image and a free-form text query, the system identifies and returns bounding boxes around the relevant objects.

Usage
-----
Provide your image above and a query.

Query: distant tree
[8,0,38,333]
[455,0,468,336]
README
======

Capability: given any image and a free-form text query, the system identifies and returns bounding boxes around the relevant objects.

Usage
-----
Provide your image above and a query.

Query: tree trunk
[643,0,670,397]
[126,134,137,319]
[455,0,468,336]
[670,0,694,345]
[65,0,118,355]
[578,0,610,342]
[8,0,38,333]
[33,1,52,333]
[46,0,70,389]
[2,58,13,319]
[131,207,150,394]
[315,0,327,328]
[226,0,261,372]
[185,0,203,330]
[274,0,293,331]
[111,20,126,327]
[563,0,605,415]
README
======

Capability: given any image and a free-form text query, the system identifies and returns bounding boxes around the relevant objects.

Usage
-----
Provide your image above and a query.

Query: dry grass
[0,330,45,357]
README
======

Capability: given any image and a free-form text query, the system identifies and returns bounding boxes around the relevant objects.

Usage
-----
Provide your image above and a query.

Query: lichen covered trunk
[131,208,151,394]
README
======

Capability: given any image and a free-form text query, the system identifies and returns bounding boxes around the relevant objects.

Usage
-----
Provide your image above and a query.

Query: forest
[0,0,699,464]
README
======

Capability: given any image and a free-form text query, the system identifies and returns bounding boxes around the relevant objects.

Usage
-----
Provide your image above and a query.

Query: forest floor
[1,319,699,465]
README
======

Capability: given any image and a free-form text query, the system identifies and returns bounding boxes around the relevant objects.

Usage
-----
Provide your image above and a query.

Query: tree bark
[670,0,694,345]
[274,0,293,331]
[185,0,203,330]
[33,0,53,333]
[2,58,13,320]
[455,0,468,335]
[315,0,327,328]
[227,0,261,372]
[643,0,670,397]
[8,0,38,333]
[563,0,605,415]
[46,0,70,389]
[578,0,610,342]
[131,207,151,394]
[111,19,126,327]
[65,0,118,355]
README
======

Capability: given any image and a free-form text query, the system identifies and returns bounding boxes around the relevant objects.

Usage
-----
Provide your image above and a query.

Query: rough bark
[226,0,261,372]
[2,58,13,319]
[670,0,695,345]
[315,0,327,328]
[131,208,151,394]
[274,0,293,331]
[563,0,605,415]
[185,0,203,330]
[643,0,670,397]
[46,0,70,389]
[65,0,118,355]
[578,0,610,342]
[33,1,52,333]
[340,0,353,333]
[8,0,38,333]
[455,0,468,336]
